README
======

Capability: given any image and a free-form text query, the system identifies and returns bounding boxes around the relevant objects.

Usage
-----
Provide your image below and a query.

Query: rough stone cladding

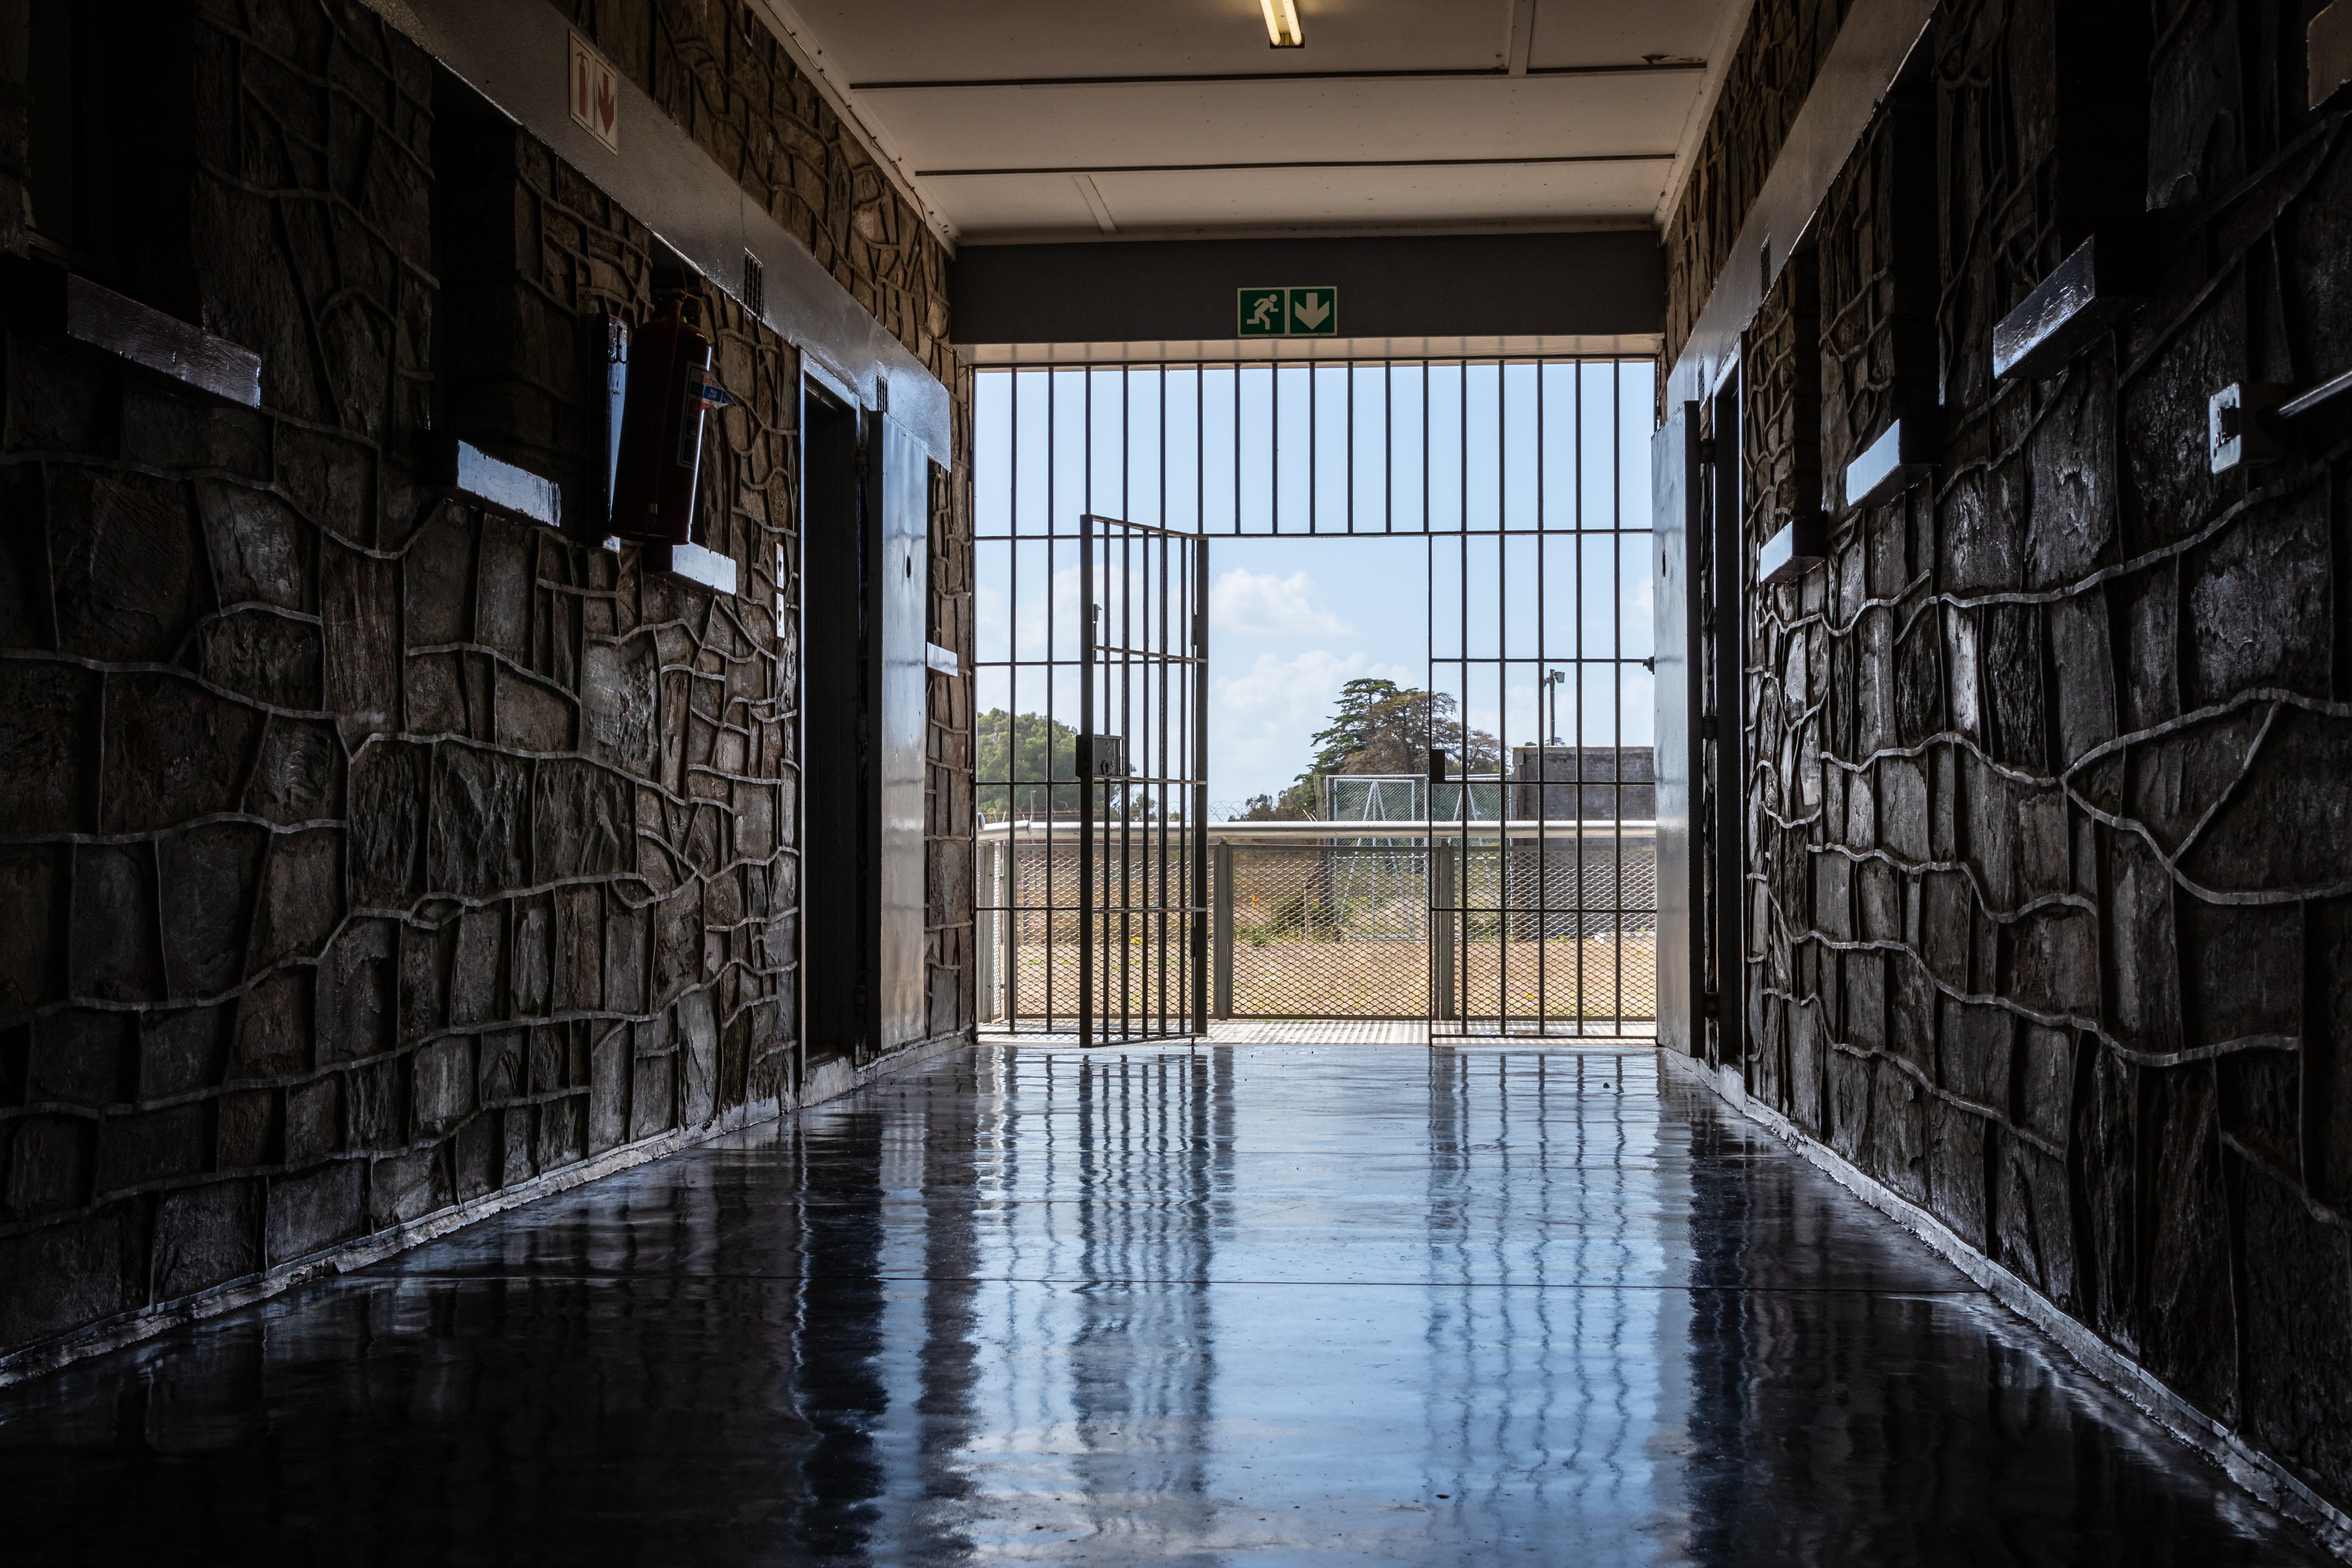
[554,0,976,1043]
[554,0,955,389]
[927,413,976,1043]
[1662,0,1854,373]
[1720,0,2352,1511]
[0,0,969,1364]
[0,2,21,258]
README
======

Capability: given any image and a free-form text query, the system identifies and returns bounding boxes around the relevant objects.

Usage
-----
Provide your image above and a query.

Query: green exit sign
[1237,286,1339,337]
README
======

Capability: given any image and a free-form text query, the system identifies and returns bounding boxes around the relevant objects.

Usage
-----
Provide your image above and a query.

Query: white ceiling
[763,0,1745,244]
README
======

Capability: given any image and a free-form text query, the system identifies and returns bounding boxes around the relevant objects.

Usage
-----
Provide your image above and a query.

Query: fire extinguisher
[609,292,734,545]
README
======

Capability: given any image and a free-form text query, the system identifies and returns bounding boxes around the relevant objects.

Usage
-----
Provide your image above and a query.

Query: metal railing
[977,820,1657,1030]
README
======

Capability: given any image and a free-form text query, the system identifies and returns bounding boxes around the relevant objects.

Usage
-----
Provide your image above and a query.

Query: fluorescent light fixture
[1260,0,1303,47]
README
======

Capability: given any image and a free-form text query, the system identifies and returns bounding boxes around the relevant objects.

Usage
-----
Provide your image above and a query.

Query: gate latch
[1083,734,1126,779]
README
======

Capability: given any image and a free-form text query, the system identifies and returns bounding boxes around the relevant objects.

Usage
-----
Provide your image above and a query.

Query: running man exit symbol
[1237,288,1286,335]
[1236,286,1339,336]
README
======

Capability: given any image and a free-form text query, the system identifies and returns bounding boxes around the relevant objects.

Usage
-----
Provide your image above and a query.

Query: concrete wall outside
[1668,0,2352,1523]
[0,0,974,1368]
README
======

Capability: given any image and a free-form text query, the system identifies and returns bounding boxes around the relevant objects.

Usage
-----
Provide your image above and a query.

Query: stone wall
[558,0,974,1054]
[1661,0,1854,371]
[0,1,22,256]
[0,0,970,1366]
[553,0,955,390]
[926,425,976,1043]
[1700,0,2352,1516]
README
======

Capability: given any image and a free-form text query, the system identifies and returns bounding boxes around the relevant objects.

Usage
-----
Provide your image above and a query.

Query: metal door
[972,491,1206,1043]
[1080,513,1208,1045]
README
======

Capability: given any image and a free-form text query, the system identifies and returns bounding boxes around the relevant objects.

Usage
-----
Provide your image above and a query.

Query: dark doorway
[801,379,872,1067]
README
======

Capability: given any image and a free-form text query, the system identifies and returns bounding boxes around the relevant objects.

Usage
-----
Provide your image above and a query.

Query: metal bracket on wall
[1842,418,1936,511]
[1758,511,1828,585]
[2208,370,2352,472]
[420,434,565,529]
[1991,235,2149,381]
[594,534,743,594]
[2314,0,2352,110]
[5,257,261,407]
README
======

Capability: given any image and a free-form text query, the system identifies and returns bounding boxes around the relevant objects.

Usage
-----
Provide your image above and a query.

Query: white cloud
[1210,568,1351,639]
[1209,648,1413,803]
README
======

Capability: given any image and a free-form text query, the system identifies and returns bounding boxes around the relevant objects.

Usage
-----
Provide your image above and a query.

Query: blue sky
[972,361,1656,811]
[1202,533,1655,810]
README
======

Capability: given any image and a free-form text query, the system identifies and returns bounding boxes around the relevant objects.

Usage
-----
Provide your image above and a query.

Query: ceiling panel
[772,0,1741,239]
[866,76,1695,174]
[798,0,1528,80]
[1526,0,1719,68]
[1076,163,1669,233]
[921,174,1107,236]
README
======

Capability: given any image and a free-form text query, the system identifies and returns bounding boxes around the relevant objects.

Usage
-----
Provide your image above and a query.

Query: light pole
[1543,668,1567,748]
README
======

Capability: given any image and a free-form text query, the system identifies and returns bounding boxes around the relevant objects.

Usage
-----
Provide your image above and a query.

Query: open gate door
[1079,513,1208,1046]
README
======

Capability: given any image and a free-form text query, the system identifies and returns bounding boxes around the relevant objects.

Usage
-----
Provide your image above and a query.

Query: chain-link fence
[1437,838,1658,1030]
[977,838,1204,1033]
[981,829,1656,1029]
[1223,844,1431,1018]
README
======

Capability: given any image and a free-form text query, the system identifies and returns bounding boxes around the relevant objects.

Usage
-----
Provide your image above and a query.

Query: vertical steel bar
[1117,369,1133,1042]
[1212,837,1233,1018]
[1574,361,1589,1032]
[1606,360,1620,1031]
[1534,359,1548,1034]
[1157,368,1171,1037]
[1083,370,1096,1046]
[1433,833,1455,1024]
[1006,368,1020,1024]
[1460,360,1473,1033]
[1496,362,1515,1034]
[1196,365,1210,1032]
[1080,507,1095,1050]
[1045,367,1058,1029]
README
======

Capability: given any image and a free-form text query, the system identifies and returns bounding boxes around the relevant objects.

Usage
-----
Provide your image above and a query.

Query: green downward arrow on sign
[1287,287,1337,335]
[1237,286,1339,337]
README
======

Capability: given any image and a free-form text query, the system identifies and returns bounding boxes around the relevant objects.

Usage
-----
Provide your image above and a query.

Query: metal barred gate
[974,360,1656,1040]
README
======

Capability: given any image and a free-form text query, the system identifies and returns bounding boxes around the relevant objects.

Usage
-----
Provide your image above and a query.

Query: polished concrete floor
[0,1042,2333,1566]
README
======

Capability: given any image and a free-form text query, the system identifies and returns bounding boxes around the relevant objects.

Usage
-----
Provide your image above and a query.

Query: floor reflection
[0,1043,2330,1565]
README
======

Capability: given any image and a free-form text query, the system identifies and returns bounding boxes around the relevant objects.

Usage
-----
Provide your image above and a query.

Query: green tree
[976,709,1078,818]
[978,711,1157,819]
[1257,679,1499,818]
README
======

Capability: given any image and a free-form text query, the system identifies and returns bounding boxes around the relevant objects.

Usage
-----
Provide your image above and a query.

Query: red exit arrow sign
[569,31,620,154]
